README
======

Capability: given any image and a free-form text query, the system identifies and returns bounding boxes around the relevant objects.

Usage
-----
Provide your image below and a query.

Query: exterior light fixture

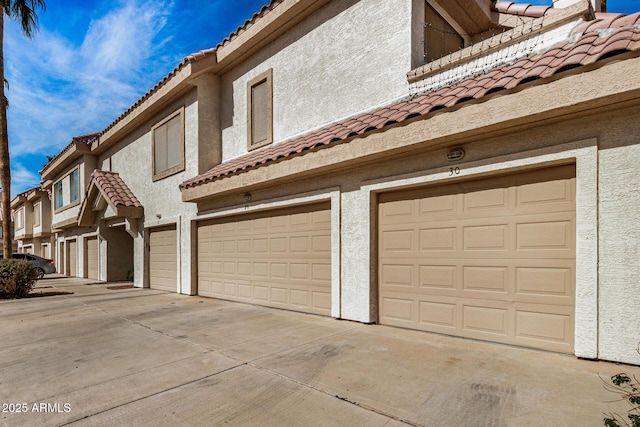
[447,147,465,161]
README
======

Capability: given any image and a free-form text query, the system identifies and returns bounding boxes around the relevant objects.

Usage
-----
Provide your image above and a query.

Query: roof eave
[215,0,333,72]
[40,142,91,181]
[181,54,640,202]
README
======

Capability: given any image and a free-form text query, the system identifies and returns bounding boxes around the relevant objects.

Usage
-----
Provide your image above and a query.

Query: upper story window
[33,202,41,227]
[15,207,24,230]
[424,2,464,63]
[152,107,185,181]
[54,167,80,212]
[247,69,273,151]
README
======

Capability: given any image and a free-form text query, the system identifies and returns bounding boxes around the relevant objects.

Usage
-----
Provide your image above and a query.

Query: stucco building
[11,0,640,364]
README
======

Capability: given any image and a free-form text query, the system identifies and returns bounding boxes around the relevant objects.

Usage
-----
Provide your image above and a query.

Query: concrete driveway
[1,275,638,426]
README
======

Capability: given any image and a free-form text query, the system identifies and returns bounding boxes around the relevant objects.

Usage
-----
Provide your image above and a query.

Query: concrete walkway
[1,275,638,426]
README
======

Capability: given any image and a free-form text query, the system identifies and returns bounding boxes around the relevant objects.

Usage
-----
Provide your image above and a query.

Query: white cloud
[9,162,41,192]
[4,0,182,195]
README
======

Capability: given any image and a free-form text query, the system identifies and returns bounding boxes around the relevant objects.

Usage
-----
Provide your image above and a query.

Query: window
[53,167,81,212]
[152,108,185,181]
[70,169,79,203]
[55,181,63,209]
[424,2,464,63]
[247,69,273,151]
[15,207,24,230]
[33,202,41,227]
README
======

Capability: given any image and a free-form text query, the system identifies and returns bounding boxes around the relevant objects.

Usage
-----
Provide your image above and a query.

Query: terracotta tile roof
[216,1,281,49]
[180,12,640,190]
[15,185,41,199]
[101,2,280,138]
[87,170,142,208]
[492,2,554,18]
[40,132,100,173]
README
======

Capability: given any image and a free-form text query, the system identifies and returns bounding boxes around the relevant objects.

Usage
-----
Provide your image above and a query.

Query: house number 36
[449,167,461,176]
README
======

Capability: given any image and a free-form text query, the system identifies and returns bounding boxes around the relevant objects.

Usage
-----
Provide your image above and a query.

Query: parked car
[0,253,56,279]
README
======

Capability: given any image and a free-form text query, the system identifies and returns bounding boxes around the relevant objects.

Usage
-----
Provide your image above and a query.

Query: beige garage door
[198,203,331,316]
[85,237,99,280]
[67,240,77,277]
[149,225,177,292]
[378,165,576,353]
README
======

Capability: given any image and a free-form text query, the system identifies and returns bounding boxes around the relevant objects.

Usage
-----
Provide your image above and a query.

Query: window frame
[33,201,41,227]
[246,68,274,152]
[70,169,79,203]
[15,207,25,230]
[152,106,186,182]
[53,166,81,213]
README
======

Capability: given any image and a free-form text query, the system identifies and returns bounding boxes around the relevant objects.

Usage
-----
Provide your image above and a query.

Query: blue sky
[3,0,639,197]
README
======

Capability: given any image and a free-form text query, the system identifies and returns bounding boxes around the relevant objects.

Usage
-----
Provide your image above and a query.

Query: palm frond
[7,0,46,39]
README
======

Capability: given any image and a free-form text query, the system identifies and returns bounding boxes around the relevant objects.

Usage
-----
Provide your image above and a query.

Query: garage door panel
[149,225,177,292]
[198,203,331,316]
[379,165,576,353]
[68,241,77,277]
[86,237,99,280]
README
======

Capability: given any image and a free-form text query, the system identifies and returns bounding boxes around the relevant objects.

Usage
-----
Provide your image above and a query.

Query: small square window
[152,108,185,181]
[247,69,273,151]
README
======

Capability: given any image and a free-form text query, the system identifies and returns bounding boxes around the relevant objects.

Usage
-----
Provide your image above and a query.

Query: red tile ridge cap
[492,2,554,18]
[40,132,101,174]
[89,170,142,208]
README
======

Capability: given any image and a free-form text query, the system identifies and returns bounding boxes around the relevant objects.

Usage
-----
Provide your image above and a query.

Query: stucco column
[192,73,222,174]
[133,220,145,288]
[340,188,375,323]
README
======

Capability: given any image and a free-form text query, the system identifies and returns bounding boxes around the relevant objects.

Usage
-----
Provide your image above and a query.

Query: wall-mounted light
[244,193,252,203]
[156,214,162,219]
[447,147,465,161]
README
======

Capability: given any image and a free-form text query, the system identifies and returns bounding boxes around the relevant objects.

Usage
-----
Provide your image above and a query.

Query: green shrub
[0,259,39,298]
[604,373,640,427]
[126,269,134,282]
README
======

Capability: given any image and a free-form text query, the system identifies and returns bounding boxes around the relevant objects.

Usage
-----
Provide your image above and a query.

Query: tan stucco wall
[220,0,414,162]
[98,89,200,290]
[194,102,640,365]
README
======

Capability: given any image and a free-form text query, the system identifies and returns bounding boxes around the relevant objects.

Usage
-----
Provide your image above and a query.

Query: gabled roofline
[78,170,143,227]
[10,185,45,209]
[40,134,98,181]
[95,0,331,156]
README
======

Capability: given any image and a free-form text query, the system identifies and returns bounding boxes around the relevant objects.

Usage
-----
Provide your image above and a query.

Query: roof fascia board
[40,142,91,181]
[408,0,593,83]
[430,0,493,36]
[26,190,47,202]
[51,216,77,230]
[215,0,332,71]
[96,64,194,154]
[182,54,640,202]
[10,196,26,209]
